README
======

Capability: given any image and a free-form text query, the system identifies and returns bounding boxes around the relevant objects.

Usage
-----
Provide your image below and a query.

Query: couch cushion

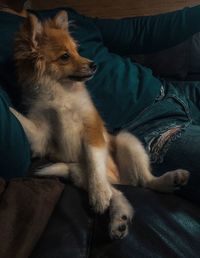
[30,184,200,258]
[30,183,94,258]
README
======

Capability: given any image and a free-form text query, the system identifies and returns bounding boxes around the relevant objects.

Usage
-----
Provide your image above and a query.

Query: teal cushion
[0,88,30,180]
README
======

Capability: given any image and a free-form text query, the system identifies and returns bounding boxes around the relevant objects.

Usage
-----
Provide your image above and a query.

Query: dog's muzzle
[69,62,97,82]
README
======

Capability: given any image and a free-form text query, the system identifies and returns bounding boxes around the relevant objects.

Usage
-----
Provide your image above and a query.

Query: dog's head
[15,11,97,83]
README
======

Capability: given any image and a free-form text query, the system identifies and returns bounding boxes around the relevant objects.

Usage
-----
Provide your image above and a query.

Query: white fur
[85,145,112,213]
[35,163,70,177]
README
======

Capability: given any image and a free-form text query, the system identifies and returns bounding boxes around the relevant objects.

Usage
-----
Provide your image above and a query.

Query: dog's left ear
[26,14,43,48]
[54,11,69,31]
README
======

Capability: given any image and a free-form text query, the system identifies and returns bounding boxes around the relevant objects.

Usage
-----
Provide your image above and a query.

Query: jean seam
[165,94,191,120]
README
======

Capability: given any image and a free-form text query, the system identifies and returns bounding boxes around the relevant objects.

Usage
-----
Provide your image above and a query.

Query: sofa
[0,32,200,258]
[0,177,199,258]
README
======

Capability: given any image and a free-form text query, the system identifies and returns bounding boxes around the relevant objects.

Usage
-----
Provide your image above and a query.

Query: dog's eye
[60,53,70,61]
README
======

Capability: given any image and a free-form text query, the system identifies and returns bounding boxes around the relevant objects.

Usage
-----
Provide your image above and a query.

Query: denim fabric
[124,80,200,203]
[152,124,200,204]
[123,80,192,145]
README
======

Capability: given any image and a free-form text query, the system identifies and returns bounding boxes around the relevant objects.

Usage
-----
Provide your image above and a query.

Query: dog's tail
[34,162,70,178]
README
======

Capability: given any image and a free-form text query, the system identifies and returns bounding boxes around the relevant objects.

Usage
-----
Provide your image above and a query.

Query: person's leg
[0,89,31,180]
[152,124,200,204]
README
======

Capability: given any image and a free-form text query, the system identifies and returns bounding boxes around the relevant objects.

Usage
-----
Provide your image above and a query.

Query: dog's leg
[84,143,112,213]
[9,107,49,156]
[34,162,88,187]
[82,114,113,213]
[34,162,70,178]
[66,162,134,240]
[114,132,189,192]
[35,159,133,240]
[144,169,189,192]
[109,187,134,239]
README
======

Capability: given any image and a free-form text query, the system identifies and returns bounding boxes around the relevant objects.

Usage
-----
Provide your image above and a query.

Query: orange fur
[84,111,106,147]
[15,12,92,83]
[107,155,120,184]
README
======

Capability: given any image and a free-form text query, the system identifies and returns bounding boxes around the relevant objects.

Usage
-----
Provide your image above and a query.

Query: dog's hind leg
[144,169,189,192]
[114,132,189,193]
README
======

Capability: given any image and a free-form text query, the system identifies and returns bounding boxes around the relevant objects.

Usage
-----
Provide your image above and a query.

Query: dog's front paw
[89,183,112,214]
[109,195,134,239]
[109,212,133,240]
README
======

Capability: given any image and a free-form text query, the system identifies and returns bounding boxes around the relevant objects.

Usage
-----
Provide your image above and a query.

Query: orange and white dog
[10,11,189,239]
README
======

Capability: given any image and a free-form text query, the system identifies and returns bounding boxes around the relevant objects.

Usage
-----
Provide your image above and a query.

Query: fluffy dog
[10,11,189,239]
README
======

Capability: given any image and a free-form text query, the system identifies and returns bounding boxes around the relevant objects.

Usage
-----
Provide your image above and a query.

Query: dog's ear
[25,14,43,47]
[53,11,68,31]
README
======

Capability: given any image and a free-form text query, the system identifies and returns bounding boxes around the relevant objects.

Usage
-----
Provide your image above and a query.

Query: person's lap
[150,80,200,204]
[125,79,200,204]
[152,124,200,204]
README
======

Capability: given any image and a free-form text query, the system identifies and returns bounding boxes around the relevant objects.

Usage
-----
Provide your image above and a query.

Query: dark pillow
[132,38,191,80]
[132,32,200,81]
[187,32,200,80]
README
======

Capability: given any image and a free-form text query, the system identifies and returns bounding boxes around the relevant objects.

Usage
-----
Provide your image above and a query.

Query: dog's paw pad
[118,224,126,232]
[121,215,128,220]
[109,209,134,240]
[110,221,129,240]
[173,169,190,187]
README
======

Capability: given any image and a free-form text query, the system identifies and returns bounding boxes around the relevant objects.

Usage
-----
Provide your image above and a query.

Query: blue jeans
[125,80,200,204]
[152,125,200,204]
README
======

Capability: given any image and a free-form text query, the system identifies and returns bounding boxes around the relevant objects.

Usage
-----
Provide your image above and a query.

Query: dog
[10,11,189,239]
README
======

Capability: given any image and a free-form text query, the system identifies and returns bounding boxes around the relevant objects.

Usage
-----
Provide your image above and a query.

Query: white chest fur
[32,81,95,162]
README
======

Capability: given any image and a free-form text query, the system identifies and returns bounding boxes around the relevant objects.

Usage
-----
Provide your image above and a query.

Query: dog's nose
[89,62,97,72]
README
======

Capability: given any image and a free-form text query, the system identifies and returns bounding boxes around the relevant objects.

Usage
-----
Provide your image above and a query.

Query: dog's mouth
[68,73,94,82]
[68,66,97,82]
